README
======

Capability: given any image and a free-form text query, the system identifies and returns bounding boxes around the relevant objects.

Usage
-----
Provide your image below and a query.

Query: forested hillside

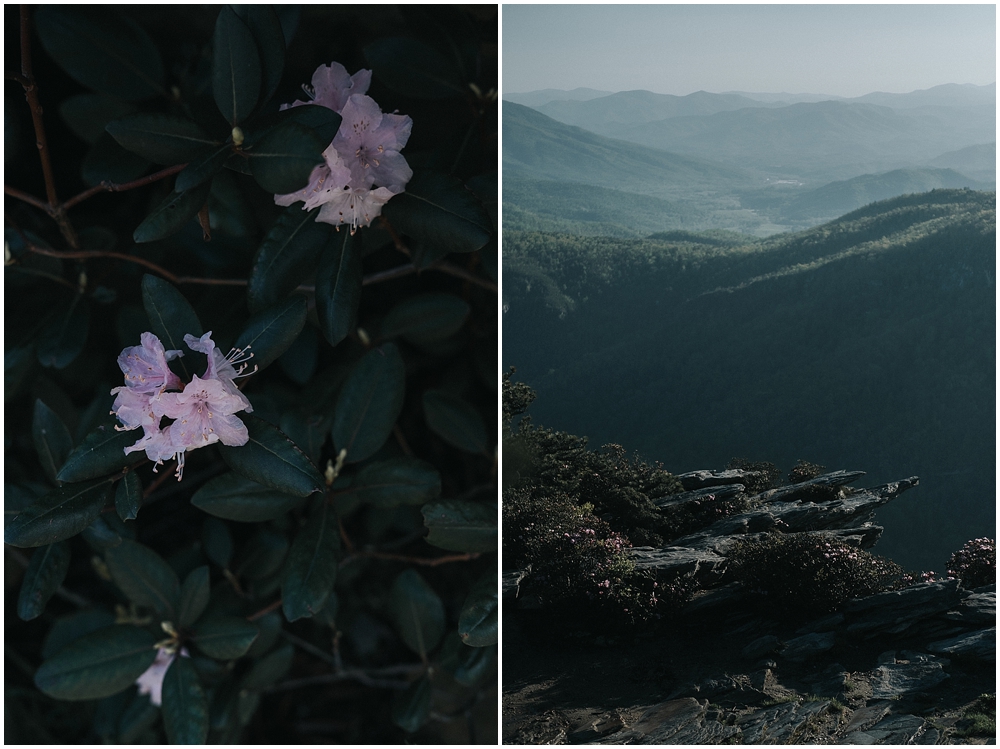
[503,189,995,571]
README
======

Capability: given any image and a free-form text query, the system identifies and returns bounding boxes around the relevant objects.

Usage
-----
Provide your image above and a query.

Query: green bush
[947,538,996,589]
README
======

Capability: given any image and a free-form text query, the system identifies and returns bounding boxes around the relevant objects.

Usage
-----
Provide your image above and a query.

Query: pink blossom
[280,62,371,115]
[274,145,353,212]
[154,375,251,451]
[182,332,255,412]
[135,647,189,707]
[333,94,413,193]
[117,332,183,394]
[317,185,397,235]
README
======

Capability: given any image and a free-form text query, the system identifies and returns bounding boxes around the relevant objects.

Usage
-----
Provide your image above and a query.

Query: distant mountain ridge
[503,87,613,107]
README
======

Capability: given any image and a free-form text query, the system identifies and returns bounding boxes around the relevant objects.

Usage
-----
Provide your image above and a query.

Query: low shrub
[788,459,826,484]
[947,537,996,589]
[727,458,782,495]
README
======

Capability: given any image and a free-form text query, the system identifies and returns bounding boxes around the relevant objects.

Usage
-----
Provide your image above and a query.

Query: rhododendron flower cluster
[111,332,255,480]
[275,62,413,234]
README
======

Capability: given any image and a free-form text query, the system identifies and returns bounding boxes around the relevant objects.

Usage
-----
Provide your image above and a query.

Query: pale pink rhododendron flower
[274,62,412,234]
[112,332,255,480]
[135,647,189,707]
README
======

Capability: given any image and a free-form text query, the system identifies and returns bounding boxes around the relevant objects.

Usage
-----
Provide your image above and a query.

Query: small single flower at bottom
[135,647,189,707]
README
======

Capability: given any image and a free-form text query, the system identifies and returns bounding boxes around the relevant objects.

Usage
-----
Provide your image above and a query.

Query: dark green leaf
[389,569,446,657]
[6,345,35,403]
[81,514,125,550]
[234,295,307,373]
[42,608,116,659]
[37,296,90,370]
[133,180,212,243]
[141,274,204,379]
[81,133,151,188]
[162,656,209,744]
[236,527,288,580]
[266,104,342,146]
[245,611,283,659]
[17,542,71,621]
[331,344,406,464]
[381,293,470,345]
[202,517,234,569]
[421,500,497,552]
[279,326,318,385]
[115,470,142,522]
[454,644,495,687]
[32,399,74,483]
[213,6,261,126]
[190,616,258,660]
[458,570,497,646]
[247,205,330,313]
[278,408,329,466]
[105,539,181,618]
[247,121,326,194]
[219,415,324,497]
[57,423,144,483]
[34,7,165,101]
[192,472,303,522]
[106,114,216,164]
[241,643,293,689]
[422,389,488,453]
[315,228,362,347]
[364,37,465,100]
[281,500,340,622]
[391,675,432,733]
[339,458,440,508]
[5,477,112,548]
[175,143,233,192]
[118,690,160,744]
[60,94,137,145]
[178,566,211,629]
[34,625,157,701]
[232,5,285,106]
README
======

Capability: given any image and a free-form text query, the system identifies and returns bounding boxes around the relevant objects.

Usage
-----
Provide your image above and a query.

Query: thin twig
[246,598,283,622]
[266,664,425,694]
[63,164,187,211]
[27,245,183,284]
[280,630,338,667]
[436,260,497,293]
[4,184,50,213]
[361,263,419,286]
[142,462,177,498]
[340,550,480,569]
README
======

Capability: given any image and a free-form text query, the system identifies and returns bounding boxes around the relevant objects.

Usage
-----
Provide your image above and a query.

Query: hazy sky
[502,4,996,98]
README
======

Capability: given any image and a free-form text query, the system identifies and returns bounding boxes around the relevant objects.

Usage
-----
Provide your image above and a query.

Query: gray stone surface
[927,627,995,661]
[743,635,782,660]
[755,470,867,503]
[844,580,963,638]
[944,589,995,625]
[675,469,762,491]
[870,662,949,699]
[839,713,927,744]
[782,631,837,662]
[737,700,830,744]
[654,483,745,509]
[628,545,727,585]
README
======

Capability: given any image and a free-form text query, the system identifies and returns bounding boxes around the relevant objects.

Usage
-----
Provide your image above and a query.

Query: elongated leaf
[133,180,212,243]
[315,229,362,347]
[5,477,112,548]
[247,121,326,194]
[178,566,211,629]
[281,500,340,622]
[382,171,491,257]
[422,390,488,453]
[34,625,157,701]
[81,514,125,550]
[192,471,303,522]
[82,131,151,188]
[458,570,497,646]
[42,609,116,659]
[17,542,72,621]
[381,293,470,345]
[106,114,216,164]
[162,656,209,744]
[115,470,142,521]
[236,526,288,580]
[233,295,307,373]
[32,399,74,483]
[247,205,330,313]
[219,415,324,497]
[190,616,258,660]
[141,274,203,379]
[175,142,233,192]
[34,7,165,101]
[202,517,233,569]
[60,94,138,145]
[213,6,261,125]
[390,569,446,657]
[278,408,329,465]
[339,458,440,508]
[118,691,159,744]
[364,37,465,100]
[391,675,432,733]
[264,105,342,146]
[332,344,406,464]
[242,643,294,689]
[57,422,144,483]
[105,539,181,618]
[37,296,90,369]
[232,5,285,105]
[421,500,496,552]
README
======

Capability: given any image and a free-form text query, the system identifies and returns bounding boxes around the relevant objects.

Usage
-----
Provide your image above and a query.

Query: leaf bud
[231,127,245,147]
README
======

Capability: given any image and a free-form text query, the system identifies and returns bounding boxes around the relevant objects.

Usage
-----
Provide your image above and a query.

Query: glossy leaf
[133,180,212,243]
[422,389,488,453]
[391,675,432,733]
[42,609,116,659]
[178,565,211,629]
[32,399,74,483]
[141,274,203,379]
[190,616,259,660]
[281,500,340,622]
[233,295,308,373]
[115,470,142,522]
[57,423,144,483]
[315,229,362,347]
[162,656,209,744]
[247,205,330,313]
[236,526,288,580]
[247,121,326,194]
[364,36,465,100]
[37,296,90,370]
[339,458,441,508]
[241,643,294,689]
[218,415,324,497]
[17,542,72,621]
[421,500,497,552]
[118,690,160,744]
[81,132,151,188]
[213,6,261,126]
[267,104,342,146]
[175,142,233,192]
[106,114,216,164]
[34,625,157,701]
[192,472,303,522]
[332,344,406,464]
[202,517,234,569]
[34,7,165,101]
[381,293,470,345]
[232,5,285,105]
[382,171,491,259]
[278,408,329,466]
[60,94,137,145]
[105,539,181,618]
[457,570,497,646]
[81,514,125,550]
[389,569,446,657]
[5,477,112,548]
